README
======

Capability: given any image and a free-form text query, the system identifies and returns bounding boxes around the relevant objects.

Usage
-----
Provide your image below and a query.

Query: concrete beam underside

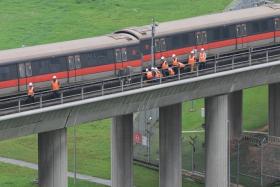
[159,103,182,187]
[38,128,67,187]
[205,95,229,187]
[269,83,280,136]
[111,114,133,187]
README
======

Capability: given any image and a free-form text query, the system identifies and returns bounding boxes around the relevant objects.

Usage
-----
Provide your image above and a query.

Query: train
[1,4,280,96]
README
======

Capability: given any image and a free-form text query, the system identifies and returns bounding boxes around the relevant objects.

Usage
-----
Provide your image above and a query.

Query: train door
[155,38,162,66]
[115,48,123,75]
[67,55,81,83]
[196,31,207,49]
[18,62,32,92]
[274,18,280,43]
[236,24,247,49]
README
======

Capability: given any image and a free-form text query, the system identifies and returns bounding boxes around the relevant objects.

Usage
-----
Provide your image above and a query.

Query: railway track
[1,44,280,116]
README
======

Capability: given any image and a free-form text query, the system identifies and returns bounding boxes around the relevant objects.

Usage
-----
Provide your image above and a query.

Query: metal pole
[151,18,156,67]
[121,80,124,92]
[74,124,77,184]
[237,140,240,186]
[40,95,42,108]
[196,63,199,77]
[18,99,21,112]
[260,140,264,187]
[101,82,104,96]
[81,87,84,100]
[232,55,235,70]
[60,92,64,104]
[215,58,217,73]
[140,74,143,88]
[266,50,269,63]
[178,68,181,80]
[249,50,252,66]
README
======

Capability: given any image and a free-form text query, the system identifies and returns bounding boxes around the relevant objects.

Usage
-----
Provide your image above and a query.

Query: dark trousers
[26,95,35,103]
[53,90,60,98]
[162,69,169,77]
[199,62,206,70]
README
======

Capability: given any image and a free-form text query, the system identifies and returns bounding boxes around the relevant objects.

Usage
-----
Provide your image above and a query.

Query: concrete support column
[269,83,280,136]
[205,95,229,187]
[228,90,243,140]
[159,103,182,187]
[38,128,67,187]
[111,114,133,187]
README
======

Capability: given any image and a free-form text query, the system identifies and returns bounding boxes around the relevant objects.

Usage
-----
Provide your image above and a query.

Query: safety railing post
[40,95,43,108]
[140,74,143,88]
[160,74,162,84]
[215,60,217,73]
[266,50,269,63]
[18,99,21,112]
[249,50,252,66]
[178,68,181,80]
[60,92,64,104]
[121,80,124,92]
[232,55,235,70]
[101,82,104,96]
[81,87,84,100]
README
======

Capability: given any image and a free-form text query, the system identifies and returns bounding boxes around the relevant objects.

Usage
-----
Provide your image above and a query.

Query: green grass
[0,162,106,187]
[0,0,231,50]
[0,0,272,186]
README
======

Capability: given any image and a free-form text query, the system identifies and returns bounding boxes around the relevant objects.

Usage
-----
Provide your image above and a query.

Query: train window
[201,31,207,44]
[115,49,122,63]
[75,55,81,69]
[236,24,247,37]
[49,58,67,73]
[155,39,161,52]
[196,32,202,45]
[121,48,127,61]
[18,63,26,78]
[32,60,50,75]
[0,64,17,81]
[160,38,167,51]
[25,62,32,77]
[81,53,96,67]
[68,56,75,70]
[275,18,280,30]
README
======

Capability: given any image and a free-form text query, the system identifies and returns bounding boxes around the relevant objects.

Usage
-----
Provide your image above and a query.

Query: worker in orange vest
[161,56,169,77]
[172,54,185,74]
[168,67,175,76]
[188,50,196,72]
[152,67,162,80]
[145,68,153,81]
[51,75,60,98]
[27,82,35,103]
[199,48,207,70]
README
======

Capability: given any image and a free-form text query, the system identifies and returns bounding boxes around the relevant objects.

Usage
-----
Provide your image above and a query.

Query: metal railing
[1,44,280,116]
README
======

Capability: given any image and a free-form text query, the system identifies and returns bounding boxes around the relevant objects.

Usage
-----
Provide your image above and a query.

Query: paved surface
[0,156,111,186]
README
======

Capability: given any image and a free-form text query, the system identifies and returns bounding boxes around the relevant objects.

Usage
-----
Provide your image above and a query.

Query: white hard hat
[146,68,148,72]
[201,48,204,51]
[28,82,33,86]
[172,54,176,58]
[161,56,165,60]
[155,67,158,70]
[52,75,57,79]
[191,50,194,54]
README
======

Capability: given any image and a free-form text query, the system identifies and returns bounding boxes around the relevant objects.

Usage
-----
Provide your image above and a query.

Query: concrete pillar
[269,83,280,136]
[205,95,229,187]
[38,128,67,187]
[111,114,133,187]
[228,90,243,140]
[159,103,182,187]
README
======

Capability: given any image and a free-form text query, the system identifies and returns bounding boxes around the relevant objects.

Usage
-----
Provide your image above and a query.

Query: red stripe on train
[0,31,277,89]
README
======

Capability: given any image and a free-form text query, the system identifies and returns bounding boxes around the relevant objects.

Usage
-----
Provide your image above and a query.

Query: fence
[133,120,280,187]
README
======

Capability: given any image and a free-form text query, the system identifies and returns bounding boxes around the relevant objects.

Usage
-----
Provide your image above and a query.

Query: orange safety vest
[172,58,179,67]
[146,71,153,80]
[51,80,60,91]
[27,86,34,96]
[162,61,169,70]
[199,52,206,63]
[168,68,175,76]
[188,55,196,65]
[155,70,162,78]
